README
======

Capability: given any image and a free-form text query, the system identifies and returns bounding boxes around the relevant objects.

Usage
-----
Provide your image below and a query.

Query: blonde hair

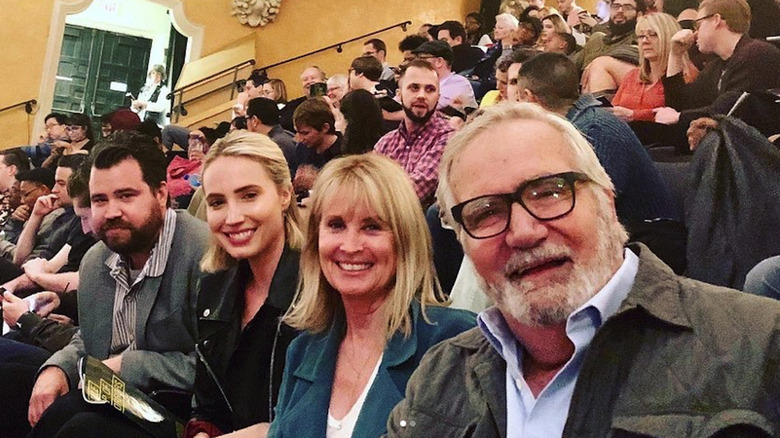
[500,0,525,18]
[437,102,617,238]
[543,14,571,34]
[538,6,559,18]
[284,154,442,340]
[636,13,685,83]
[265,78,288,104]
[199,130,303,273]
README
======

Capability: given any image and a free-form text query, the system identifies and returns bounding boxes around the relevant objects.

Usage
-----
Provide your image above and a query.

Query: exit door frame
[35,0,203,133]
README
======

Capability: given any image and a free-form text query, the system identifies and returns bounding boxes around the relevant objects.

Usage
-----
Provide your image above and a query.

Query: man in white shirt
[411,40,478,111]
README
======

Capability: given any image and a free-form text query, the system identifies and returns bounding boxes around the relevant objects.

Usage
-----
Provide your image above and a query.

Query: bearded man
[27,131,209,436]
[385,102,780,437]
[374,59,454,208]
[574,0,646,71]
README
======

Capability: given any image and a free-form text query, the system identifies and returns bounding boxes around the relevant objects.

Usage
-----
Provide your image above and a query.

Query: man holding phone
[279,66,328,132]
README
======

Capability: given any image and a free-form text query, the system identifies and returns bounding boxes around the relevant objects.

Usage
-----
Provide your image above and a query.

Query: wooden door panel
[53,25,93,114]
[53,24,153,119]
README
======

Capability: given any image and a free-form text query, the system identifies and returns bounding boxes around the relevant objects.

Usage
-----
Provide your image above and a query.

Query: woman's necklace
[332,336,383,424]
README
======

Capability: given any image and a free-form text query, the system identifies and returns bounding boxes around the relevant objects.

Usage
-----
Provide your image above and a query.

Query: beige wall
[0,0,57,148]
[183,0,481,100]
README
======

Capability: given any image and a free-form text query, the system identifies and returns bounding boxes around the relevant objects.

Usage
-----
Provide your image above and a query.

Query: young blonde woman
[262,79,289,109]
[183,131,303,438]
[540,14,572,48]
[269,154,475,438]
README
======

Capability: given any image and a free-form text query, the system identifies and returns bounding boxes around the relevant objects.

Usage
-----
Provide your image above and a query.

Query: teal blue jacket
[268,301,475,438]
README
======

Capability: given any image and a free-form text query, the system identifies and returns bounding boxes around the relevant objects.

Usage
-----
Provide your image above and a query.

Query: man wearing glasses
[385,102,780,437]
[1,168,58,248]
[20,114,68,168]
[574,0,647,71]
[654,0,780,127]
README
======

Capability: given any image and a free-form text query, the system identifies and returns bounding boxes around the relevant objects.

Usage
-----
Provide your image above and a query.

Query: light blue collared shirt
[477,248,639,438]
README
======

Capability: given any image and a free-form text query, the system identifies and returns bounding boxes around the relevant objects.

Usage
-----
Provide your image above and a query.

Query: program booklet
[79,356,184,438]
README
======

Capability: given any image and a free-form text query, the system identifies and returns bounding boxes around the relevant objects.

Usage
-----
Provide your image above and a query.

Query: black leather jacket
[188,247,299,433]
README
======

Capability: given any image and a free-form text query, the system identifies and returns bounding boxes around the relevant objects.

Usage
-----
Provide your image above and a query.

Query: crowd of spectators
[1,0,780,436]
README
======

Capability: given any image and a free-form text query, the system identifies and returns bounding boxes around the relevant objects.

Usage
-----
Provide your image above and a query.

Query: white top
[137,81,170,126]
[326,353,384,438]
[478,34,493,47]
[449,255,494,313]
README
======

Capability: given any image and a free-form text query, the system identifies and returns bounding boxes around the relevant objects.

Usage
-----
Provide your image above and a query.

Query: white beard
[478,196,626,327]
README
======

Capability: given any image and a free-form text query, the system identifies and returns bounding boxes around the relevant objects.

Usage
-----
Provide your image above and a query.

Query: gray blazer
[42,210,209,393]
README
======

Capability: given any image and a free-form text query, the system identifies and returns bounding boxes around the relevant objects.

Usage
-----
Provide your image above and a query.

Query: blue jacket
[268,302,475,438]
[566,94,680,223]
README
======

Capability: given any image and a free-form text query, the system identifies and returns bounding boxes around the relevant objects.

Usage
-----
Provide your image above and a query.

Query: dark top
[280,97,305,133]
[188,247,299,433]
[385,245,780,438]
[747,0,780,39]
[685,116,780,289]
[566,94,680,223]
[46,141,94,169]
[452,43,486,73]
[472,43,502,81]
[3,217,24,245]
[268,124,297,166]
[47,207,97,272]
[288,133,343,178]
[16,294,79,354]
[662,35,780,126]
[268,302,476,438]
[374,82,402,113]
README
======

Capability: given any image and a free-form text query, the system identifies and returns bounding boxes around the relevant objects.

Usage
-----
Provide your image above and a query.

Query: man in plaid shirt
[374,59,454,208]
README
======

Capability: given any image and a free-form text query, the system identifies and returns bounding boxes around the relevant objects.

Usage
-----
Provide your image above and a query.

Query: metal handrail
[256,20,412,72]
[167,59,255,99]
[0,99,37,115]
[169,20,411,121]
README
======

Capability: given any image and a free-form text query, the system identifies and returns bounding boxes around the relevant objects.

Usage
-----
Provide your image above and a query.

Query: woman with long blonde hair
[609,13,697,121]
[541,14,572,45]
[269,154,475,438]
[183,130,303,438]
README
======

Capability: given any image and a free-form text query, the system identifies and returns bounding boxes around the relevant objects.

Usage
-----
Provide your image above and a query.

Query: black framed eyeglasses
[450,172,590,239]
[610,2,637,11]
[693,14,716,30]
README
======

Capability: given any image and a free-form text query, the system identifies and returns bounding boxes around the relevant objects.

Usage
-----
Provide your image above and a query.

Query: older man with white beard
[384,102,780,438]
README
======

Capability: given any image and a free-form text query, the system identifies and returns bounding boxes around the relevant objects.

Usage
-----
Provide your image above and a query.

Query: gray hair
[436,102,615,237]
[327,74,348,90]
[495,13,520,29]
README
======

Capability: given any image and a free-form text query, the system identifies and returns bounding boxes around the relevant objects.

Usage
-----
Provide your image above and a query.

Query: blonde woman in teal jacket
[268,154,475,438]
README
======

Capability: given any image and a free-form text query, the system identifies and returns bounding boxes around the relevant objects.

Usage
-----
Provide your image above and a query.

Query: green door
[53,24,153,121]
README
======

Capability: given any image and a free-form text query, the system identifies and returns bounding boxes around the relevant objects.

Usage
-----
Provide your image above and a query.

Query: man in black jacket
[654,0,780,128]
[437,20,486,73]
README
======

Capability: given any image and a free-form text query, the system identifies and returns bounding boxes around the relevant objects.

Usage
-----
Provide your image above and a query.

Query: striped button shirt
[107,208,177,355]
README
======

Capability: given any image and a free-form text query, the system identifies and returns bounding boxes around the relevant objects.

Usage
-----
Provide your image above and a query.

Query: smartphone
[596,95,613,107]
[309,82,327,98]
